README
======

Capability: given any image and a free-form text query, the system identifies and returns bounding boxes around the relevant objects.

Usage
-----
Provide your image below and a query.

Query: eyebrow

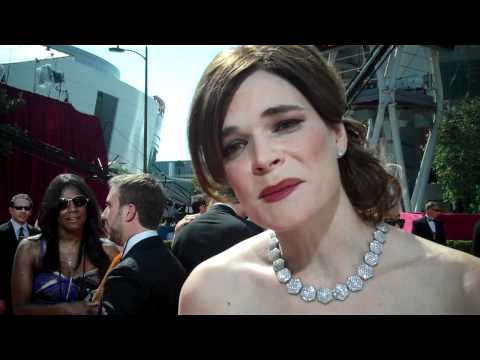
[260,104,305,117]
[222,104,305,139]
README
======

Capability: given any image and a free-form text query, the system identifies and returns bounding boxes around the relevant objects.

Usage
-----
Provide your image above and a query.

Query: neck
[274,192,373,285]
[121,225,150,246]
[11,219,26,226]
[58,227,83,244]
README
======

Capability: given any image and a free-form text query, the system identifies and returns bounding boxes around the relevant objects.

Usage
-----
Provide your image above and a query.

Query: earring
[337,150,344,159]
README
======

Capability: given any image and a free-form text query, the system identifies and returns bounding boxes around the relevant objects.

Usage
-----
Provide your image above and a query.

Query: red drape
[0,84,109,223]
[401,212,480,240]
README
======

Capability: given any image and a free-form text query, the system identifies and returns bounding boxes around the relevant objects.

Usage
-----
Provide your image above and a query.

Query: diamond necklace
[268,223,389,304]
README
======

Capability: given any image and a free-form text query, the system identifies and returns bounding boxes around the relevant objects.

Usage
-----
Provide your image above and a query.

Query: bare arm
[178,262,231,315]
[11,239,91,315]
[463,255,480,314]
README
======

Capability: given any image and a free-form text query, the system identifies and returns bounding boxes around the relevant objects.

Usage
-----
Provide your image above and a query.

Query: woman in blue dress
[12,173,120,315]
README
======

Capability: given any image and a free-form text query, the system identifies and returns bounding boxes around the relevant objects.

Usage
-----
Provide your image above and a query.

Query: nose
[251,139,284,175]
[66,200,77,211]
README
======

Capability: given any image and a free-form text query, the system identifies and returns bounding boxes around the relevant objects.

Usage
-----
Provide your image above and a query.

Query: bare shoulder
[100,238,121,260]
[179,230,271,315]
[460,252,480,313]
[386,229,480,313]
[387,228,469,266]
[17,234,42,253]
[15,234,42,266]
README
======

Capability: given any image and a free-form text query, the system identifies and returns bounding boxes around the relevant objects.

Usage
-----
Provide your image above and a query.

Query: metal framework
[319,45,453,211]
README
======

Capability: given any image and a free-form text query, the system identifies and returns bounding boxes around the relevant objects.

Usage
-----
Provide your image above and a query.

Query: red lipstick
[259,179,303,203]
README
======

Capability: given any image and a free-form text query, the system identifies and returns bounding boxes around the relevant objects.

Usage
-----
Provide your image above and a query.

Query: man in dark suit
[412,201,447,246]
[0,193,39,315]
[99,174,186,315]
[172,199,264,275]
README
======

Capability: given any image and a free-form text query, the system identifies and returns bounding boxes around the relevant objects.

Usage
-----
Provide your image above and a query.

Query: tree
[433,97,480,213]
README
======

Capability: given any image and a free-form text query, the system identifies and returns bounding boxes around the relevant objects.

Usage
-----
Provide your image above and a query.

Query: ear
[8,207,14,217]
[333,122,348,155]
[124,203,137,223]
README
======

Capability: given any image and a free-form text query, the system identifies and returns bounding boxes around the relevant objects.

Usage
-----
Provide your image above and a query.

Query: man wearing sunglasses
[97,174,186,315]
[0,194,39,315]
[412,201,447,246]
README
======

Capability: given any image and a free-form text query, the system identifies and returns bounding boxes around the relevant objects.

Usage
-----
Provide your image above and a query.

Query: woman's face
[221,70,347,231]
[57,186,88,233]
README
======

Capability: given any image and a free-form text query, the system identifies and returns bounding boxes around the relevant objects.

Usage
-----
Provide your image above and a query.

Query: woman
[179,45,480,314]
[12,174,120,315]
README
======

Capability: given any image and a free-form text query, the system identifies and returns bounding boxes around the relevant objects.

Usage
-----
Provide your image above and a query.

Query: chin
[64,223,85,232]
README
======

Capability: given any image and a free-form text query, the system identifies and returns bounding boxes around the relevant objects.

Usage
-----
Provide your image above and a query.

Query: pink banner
[401,212,480,240]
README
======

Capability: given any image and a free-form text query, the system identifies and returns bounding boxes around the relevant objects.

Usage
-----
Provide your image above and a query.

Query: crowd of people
[1,45,479,315]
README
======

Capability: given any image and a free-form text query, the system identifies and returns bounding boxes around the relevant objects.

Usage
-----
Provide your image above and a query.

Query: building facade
[0,45,164,173]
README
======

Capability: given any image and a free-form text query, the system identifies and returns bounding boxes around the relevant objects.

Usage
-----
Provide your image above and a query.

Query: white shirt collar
[10,219,29,240]
[122,230,158,259]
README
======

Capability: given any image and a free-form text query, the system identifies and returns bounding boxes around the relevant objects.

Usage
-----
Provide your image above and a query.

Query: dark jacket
[172,203,264,275]
[101,235,186,315]
[0,221,39,315]
[411,216,447,246]
[472,220,480,257]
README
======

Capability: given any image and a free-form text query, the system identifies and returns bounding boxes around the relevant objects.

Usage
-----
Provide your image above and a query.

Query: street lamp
[109,45,149,173]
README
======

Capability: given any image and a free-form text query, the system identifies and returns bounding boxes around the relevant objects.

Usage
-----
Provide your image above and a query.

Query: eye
[273,118,304,133]
[222,139,247,159]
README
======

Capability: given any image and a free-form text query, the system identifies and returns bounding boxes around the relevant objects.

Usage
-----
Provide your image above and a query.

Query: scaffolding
[319,45,447,211]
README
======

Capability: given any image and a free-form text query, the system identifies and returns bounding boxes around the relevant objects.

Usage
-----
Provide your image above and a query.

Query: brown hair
[109,173,166,229]
[188,45,400,224]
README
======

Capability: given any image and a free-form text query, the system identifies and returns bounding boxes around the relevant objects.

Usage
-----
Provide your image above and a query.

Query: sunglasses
[58,195,89,210]
[385,219,405,228]
[13,206,32,211]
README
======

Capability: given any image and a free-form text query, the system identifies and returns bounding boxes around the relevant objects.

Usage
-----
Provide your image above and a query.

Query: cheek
[78,207,88,223]
[225,162,252,200]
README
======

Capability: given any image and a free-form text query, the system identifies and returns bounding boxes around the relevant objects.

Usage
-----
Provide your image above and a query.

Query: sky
[76,45,234,162]
[0,45,234,162]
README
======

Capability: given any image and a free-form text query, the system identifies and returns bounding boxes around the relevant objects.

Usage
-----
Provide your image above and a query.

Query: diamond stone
[277,268,292,284]
[269,248,281,262]
[374,230,385,244]
[300,285,316,302]
[364,251,379,266]
[268,232,279,250]
[369,240,383,255]
[346,275,364,292]
[317,288,334,304]
[376,223,388,233]
[269,225,384,305]
[286,277,303,294]
[357,263,374,280]
[273,258,285,272]
[333,283,349,301]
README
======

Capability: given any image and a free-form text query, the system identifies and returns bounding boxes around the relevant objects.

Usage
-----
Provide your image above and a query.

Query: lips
[259,178,304,203]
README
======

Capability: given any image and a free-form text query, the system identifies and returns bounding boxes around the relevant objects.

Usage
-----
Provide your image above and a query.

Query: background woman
[12,173,120,315]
